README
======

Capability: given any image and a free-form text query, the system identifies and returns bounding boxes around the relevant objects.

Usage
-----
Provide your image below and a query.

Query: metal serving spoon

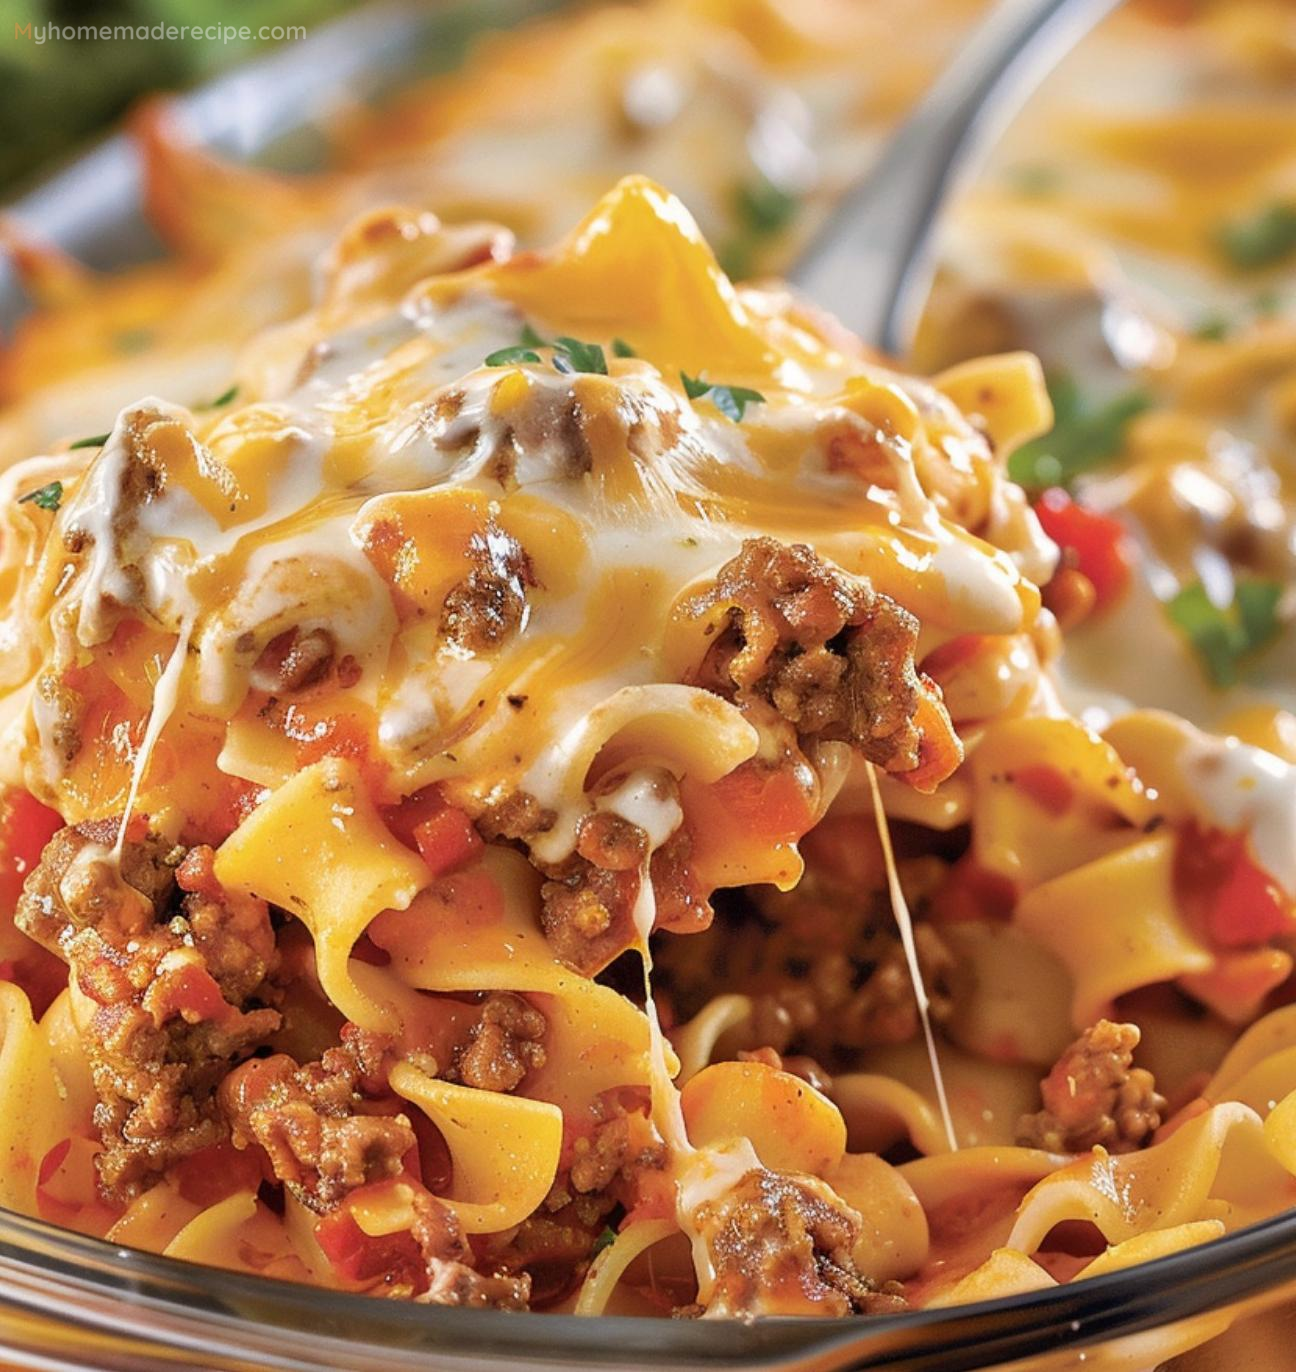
[790,0,1123,357]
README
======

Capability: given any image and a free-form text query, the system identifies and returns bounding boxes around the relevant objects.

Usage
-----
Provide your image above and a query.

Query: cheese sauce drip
[113,619,192,861]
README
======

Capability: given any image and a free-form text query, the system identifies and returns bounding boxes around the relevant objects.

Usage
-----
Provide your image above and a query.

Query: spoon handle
[789,0,1122,356]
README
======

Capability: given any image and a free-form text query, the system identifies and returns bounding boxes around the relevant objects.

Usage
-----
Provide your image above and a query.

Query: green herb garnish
[612,337,636,358]
[591,1226,617,1258]
[485,345,542,367]
[735,174,799,238]
[497,326,609,375]
[1166,578,1283,687]
[679,372,766,422]
[552,336,608,376]
[1008,373,1152,491]
[718,173,801,279]
[1216,202,1296,271]
[206,384,239,408]
[69,433,109,451]
[680,371,712,401]
[1192,314,1230,343]
[18,480,62,512]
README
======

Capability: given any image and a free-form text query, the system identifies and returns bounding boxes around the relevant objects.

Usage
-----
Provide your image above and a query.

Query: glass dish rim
[4,3,1296,1368]
[3,1201,1296,1370]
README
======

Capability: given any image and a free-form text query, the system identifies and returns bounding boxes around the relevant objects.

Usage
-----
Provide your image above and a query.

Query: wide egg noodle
[213,756,431,1031]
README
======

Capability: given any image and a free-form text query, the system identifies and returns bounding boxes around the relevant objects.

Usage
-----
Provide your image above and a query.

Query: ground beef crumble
[410,1187,531,1309]
[16,828,281,1200]
[219,1038,412,1213]
[440,521,535,652]
[1016,1019,1166,1154]
[451,991,547,1093]
[694,1168,907,1318]
[687,537,927,773]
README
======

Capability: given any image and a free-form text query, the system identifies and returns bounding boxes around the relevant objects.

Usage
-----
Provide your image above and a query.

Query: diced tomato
[267,705,389,797]
[174,1143,265,1209]
[314,1181,426,1288]
[383,785,483,876]
[0,789,62,911]
[928,856,1018,924]
[701,762,815,844]
[682,759,818,890]
[1033,488,1133,612]
[413,808,482,876]
[160,963,232,1024]
[1176,822,1296,949]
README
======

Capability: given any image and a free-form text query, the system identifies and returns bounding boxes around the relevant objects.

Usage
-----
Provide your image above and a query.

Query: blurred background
[0,0,351,193]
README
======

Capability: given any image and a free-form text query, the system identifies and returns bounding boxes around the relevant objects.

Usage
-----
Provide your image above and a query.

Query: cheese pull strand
[867,762,959,1153]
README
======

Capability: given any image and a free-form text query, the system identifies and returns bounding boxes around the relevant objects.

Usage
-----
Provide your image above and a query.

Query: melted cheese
[866,761,959,1153]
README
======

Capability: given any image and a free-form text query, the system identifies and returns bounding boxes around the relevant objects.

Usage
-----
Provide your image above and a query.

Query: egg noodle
[0,0,1292,1360]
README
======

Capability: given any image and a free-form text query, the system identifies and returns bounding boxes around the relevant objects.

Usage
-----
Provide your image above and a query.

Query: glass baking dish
[3,4,1296,1369]
[1,1201,1296,1370]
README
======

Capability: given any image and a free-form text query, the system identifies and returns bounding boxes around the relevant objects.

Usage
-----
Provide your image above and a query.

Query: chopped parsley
[485,345,542,367]
[1216,202,1296,271]
[489,327,609,375]
[18,480,62,512]
[612,337,637,358]
[1166,578,1283,687]
[68,432,109,450]
[679,371,766,421]
[205,384,239,408]
[551,336,608,376]
[680,371,712,401]
[735,174,799,238]
[591,1226,617,1258]
[719,173,800,279]
[1008,373,1152,492]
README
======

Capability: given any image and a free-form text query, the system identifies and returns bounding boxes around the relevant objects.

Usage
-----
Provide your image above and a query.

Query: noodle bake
[0,169,1293,1324]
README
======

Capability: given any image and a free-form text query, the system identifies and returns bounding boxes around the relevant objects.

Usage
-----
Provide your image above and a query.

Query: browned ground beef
[219,1047,413,1213]
[539,859,640,975]
[694,1168,907,1317]
[452,991,547,1092]
[655,863,954,1069]
[16,826,281,1200]
[440,522,535,651]
[410,1188,532,1309]
[687,537,926,773]
[1016,1019,1166,1154]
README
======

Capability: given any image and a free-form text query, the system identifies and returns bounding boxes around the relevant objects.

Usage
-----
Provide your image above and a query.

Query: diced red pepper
[1177,822,1296,949]
[1034,488,1133,612]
